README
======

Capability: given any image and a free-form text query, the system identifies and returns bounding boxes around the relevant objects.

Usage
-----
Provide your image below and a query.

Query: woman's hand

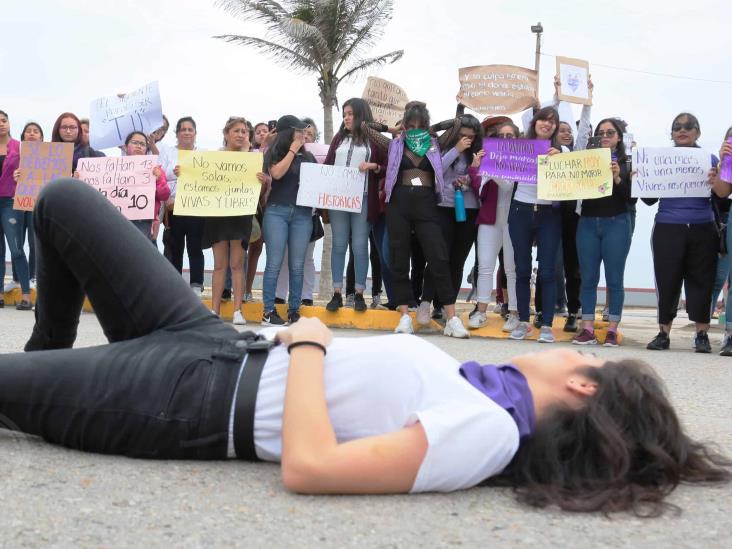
[290,133,305,154]
[720,140,732,161]
[358,162,375,173]
[256,172,269,184]
[173,165,181,177]
[553,75,561,95]
[611,161,621,184]
[471,149,485,168]
[276,317,333,349]
[73,170,79,179]
[588,74,594,95]
[12,169,20,182]
[456,136,472,153]
[547,147,561,156]
[152,166,161,178]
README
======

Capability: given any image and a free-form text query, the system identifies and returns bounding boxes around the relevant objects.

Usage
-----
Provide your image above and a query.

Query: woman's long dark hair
[51,112,82,145]
[264,128,297,170]
[336,98,373,146]
[21,122,44,141]
[403,102,430,130]
[442,114,484,164]
[594,118,628,163]
[525,106,560,148]
[493,360,731,516]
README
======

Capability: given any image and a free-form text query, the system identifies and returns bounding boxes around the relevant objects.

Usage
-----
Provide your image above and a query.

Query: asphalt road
[1,309,731,548]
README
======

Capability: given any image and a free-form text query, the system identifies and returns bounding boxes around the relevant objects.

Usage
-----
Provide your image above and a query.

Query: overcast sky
[4,0,732,288]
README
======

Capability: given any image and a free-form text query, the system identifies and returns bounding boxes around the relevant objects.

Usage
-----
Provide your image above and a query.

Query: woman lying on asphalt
[0,179,729,516]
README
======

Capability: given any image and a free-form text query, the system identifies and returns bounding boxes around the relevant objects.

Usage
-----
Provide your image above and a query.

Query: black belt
[233,337,276,461]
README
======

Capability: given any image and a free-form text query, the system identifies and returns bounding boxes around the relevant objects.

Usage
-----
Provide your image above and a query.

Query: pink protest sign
[304,143,330,164]
[76,155,157,220]
[479,138,551,184]
[721,138,732,184]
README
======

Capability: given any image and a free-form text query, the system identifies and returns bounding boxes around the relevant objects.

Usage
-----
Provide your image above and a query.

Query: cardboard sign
[556,56,592,105]
[174,150,262,216]
[457,65,538,115]
[89,81,164,149]
[77,155,157,220]
[537,148,613,200]
[13,142,73,211]
[631,147,712,198]
[362,76,409,126]
[297,163,365,212]
[479,138,551,184]
[304,143,330,164]
[720,138,732,184]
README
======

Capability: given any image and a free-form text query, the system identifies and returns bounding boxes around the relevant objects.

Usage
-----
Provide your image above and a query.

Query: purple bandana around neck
[459,362,536,441]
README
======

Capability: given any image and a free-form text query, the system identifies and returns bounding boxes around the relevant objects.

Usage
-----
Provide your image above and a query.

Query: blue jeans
[576,213,632,323]
[508,201,561,326]
[329,198,370,291]
[371,215,393,303]
[711,212,729,317]
[0,197,31,294]
[262,204,312,314]
[12,210,35,281]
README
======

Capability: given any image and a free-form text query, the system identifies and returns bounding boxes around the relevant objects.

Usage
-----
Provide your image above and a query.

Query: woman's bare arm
[278,318,427,494]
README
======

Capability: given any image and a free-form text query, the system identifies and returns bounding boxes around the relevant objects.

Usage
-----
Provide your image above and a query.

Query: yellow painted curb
[1,288,36,306]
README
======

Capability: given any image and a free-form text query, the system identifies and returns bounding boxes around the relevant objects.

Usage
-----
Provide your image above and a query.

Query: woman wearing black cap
[260,115,317,326]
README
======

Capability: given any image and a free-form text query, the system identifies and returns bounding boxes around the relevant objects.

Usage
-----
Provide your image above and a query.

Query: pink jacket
[0,139,21,198]
[154,166,170,219]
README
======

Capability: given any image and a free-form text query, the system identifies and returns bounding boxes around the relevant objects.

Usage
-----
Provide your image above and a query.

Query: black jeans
[421,206,478,307]
[167,213,205,286]
[386,186,455,307]
[0,179,251,459]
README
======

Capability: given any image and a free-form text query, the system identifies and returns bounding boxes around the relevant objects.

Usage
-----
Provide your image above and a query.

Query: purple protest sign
[721,137,732,184]
[479,138,551,184]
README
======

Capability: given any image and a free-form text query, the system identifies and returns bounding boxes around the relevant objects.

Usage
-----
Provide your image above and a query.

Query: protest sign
[362,76,409,126]
[631,147,712,198]
[537,148,613,200]
[304,143,330,164]
[297,163,365,213]
[77,155,157,220]
[174,150,263,216]
[479,138,551,184]
[457,65,538,115]
[13,142,73,211]
[556,57,592,105]
[89,81,164,149]
[720,138,732,183]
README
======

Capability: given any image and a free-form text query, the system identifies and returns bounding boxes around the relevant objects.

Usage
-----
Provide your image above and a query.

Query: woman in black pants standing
[644,113,721,352]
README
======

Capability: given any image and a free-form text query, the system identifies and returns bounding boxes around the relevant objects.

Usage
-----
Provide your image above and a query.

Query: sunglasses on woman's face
[672,122,697,132]
[597,130,617,137]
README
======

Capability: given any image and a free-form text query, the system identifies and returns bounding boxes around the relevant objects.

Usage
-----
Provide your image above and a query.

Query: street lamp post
[531,22,543,91]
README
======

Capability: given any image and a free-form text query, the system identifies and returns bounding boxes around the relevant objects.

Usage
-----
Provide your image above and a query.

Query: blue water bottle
[454,188,466,222]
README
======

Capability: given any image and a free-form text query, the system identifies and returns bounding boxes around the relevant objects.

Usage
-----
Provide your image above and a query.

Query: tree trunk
[318,85,337,299]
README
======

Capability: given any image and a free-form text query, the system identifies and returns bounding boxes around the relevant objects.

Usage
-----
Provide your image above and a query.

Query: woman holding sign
[643,113,720,353]
[2,178,731,515]
[50,112,105,170]
[323,98,387,313]
[572,119,632,347]
[365,102,469,338]
[508,107,563,343]
[0,110,33,309]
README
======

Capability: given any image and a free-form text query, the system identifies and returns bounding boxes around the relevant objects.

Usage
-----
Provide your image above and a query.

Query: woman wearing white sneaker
[469,120,520,332]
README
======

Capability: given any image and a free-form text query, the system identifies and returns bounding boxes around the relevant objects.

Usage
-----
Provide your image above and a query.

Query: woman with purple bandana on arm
[0,179,728,515]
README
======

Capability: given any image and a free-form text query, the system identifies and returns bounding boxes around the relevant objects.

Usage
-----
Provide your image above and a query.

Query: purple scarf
[459,362,536,441]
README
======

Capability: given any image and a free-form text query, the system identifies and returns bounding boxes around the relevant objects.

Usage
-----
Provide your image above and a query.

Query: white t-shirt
[228,334,519,493]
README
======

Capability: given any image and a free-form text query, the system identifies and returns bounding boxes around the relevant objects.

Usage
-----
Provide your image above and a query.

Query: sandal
[15,299,33,311]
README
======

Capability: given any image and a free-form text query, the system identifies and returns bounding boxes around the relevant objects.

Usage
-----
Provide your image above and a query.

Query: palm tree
[214,0,404,143]
[215,0,403,299]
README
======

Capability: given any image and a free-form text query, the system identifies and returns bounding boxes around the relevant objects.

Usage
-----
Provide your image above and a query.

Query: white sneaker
[538,326,556,343]
[3,281,20,293]
[502,312,520,333]
[30,279,37,290]
[444,316,470,338]
[233,310,246,325]
[510,322,533,340]
[416,301,432,326]
[395,314,414,334]
[370,293,382,309]
[493,303,503,314]
[468,311,488,329]
[191,285,203,298]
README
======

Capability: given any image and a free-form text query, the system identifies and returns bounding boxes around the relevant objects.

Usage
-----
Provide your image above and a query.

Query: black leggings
[651,222,718,325]
[166,213,205,286]
[386,186,455,307]
[0,179,250,459]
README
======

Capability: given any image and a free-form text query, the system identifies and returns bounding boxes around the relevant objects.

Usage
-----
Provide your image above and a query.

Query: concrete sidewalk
[0,309,730,548]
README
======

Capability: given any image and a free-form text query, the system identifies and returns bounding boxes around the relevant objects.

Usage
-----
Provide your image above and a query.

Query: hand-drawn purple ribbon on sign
[721,137,732,184]
[479,138,551,184]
